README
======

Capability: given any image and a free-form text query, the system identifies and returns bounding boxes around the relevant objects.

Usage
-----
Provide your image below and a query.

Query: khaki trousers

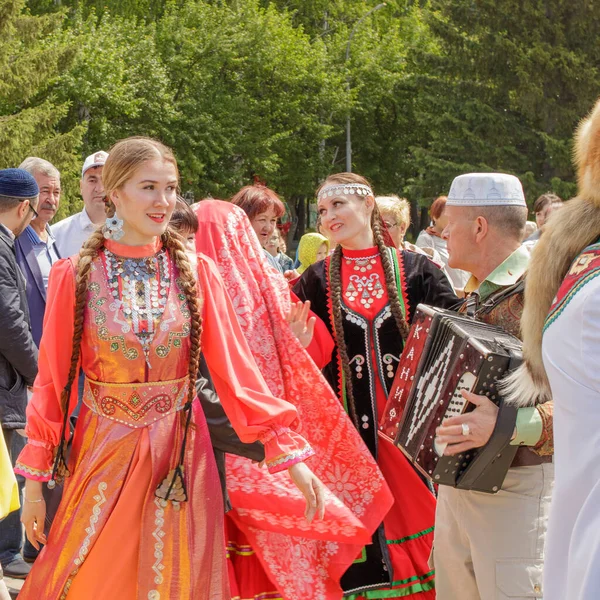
[433,463,554,600]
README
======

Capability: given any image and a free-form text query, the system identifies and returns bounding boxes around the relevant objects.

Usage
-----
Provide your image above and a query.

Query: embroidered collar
[104,237,162,258]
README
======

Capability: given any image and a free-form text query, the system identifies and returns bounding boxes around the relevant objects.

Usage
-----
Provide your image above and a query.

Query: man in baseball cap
[81,150,108,178]
[432,173,553,599]
[51,150,108,257]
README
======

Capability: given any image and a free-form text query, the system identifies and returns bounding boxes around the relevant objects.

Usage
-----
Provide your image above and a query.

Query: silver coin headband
[317,183,374,201]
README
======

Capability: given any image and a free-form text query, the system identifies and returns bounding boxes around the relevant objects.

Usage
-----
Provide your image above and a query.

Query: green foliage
[54,12,176,152]
[409,0,600,208]
[10,0,600,233]
[0,0,84,217]
[156,0,347,199]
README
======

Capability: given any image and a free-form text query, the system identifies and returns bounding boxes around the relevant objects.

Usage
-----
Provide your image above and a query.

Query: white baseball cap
[82,150,109,177]
[446,173,526,207]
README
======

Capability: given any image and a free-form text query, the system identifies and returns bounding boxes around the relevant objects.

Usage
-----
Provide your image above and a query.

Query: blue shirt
[24,225,60,292]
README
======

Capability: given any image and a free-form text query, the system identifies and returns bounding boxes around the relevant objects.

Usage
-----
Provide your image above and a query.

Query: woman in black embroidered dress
[293,173,457,599]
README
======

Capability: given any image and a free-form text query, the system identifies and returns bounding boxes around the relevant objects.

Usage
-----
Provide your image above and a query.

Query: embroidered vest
[461,279,525,340]
[324,249,408,457]
[80,249,193,385]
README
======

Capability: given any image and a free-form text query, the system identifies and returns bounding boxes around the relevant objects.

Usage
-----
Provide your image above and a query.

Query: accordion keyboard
[433,371,476,457]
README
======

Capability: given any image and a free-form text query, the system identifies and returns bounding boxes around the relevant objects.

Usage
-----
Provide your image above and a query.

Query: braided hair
[320,173,410,426]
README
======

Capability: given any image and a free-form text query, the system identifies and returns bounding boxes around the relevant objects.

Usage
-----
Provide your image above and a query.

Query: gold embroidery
[74,482,108,566]
[14,462,53,479]
[60,482,108,597]
[266,444,314,470]
[151,498,166,585]
[100,394,172,421]
[89,276,139,359]
[175,278,191,319]
[155,323,191,358]
[84,377,188,428]
[570,253,597,276]
[97,325,139,360]
[87,282,107,326]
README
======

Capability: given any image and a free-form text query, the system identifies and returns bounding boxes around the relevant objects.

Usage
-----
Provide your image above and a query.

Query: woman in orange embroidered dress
[14,137,328,599]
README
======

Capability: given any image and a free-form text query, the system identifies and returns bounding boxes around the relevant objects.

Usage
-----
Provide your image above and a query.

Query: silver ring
[461,423,470,437]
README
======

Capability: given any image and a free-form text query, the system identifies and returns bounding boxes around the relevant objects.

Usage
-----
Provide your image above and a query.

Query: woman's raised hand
[287,462,326,523]
[286,300,316,348]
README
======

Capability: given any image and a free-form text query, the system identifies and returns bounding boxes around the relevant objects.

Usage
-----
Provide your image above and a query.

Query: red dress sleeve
[15,259,80,481]
[197,254,314,474]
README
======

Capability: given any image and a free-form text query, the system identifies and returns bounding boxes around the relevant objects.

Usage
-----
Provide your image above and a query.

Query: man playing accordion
[431,174,554,600]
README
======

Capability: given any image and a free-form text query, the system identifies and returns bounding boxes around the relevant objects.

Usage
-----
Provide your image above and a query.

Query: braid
[48,228,105,485]
[372,204,410,340]
[60,229,106,413]
[161,230,202,404]
[329,246,360,429]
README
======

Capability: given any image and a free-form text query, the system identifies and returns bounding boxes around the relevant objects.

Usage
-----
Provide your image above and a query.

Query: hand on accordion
[435,390,500,456]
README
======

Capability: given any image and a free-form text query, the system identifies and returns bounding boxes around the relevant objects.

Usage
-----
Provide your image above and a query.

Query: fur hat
[502,97,600,406]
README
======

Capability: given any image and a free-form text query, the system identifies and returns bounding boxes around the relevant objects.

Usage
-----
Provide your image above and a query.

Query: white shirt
[542,263,600,600]
[51,208,98,258]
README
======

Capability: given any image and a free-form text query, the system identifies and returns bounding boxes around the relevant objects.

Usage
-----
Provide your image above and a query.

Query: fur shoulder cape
[503,97,600,406]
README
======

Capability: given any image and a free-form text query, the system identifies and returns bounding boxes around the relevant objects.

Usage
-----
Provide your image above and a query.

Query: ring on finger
[461,423,470,437]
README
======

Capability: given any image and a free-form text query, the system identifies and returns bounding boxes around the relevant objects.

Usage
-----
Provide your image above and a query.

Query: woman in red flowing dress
[193,200,394,600]
[293,173,458,599]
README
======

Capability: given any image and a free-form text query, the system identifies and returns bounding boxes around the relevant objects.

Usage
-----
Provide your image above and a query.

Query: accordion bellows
[380,305,522,494]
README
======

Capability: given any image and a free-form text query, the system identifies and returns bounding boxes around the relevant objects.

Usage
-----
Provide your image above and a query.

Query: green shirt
[477,244,530,301]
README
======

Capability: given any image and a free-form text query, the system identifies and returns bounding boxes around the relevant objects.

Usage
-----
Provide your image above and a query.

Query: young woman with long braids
[293,173,458,599]
[14,137,326,599]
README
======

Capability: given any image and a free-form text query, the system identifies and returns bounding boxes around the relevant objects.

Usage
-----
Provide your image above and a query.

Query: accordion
[380,304,522,494]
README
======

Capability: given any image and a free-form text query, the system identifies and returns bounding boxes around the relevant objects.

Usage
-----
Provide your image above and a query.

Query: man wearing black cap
[0,169,40,580]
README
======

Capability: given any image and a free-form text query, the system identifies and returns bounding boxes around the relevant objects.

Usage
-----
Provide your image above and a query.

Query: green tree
[409,0,600,211]
[0,0,84,215]
[54,13,176,153]
[156,0,347,202]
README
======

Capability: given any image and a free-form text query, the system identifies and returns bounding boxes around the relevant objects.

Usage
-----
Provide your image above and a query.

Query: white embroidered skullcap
[446,173,526,207]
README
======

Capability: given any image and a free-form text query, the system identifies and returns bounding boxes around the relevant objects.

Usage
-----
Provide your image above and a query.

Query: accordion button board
[380,304,522,494]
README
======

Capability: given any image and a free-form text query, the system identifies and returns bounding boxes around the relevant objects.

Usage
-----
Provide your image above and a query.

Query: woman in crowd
[193,199,393,600]
[377,195,455,285]
[294,173,458,599]
[416,195,470,291]
[296,232,329,274]
[170,195,198,252]
[375,195,414,250]
[231,183,287,273]
[15,137,327,599]
[266,229,295,272]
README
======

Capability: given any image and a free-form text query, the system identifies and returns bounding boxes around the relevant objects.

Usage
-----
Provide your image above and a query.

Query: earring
[103,214,124,240]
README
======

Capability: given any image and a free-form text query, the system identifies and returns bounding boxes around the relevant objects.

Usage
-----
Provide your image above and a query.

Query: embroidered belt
[83,376,189,428]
